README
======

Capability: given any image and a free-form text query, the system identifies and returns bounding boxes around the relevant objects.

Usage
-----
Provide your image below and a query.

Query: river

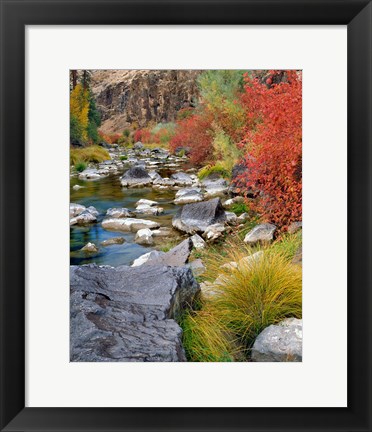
[70,151,191,267]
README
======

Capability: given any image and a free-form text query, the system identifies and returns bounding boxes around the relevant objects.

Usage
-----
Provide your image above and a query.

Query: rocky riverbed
[70,143,242,361]
[70,143,238,267]
[70,143,302,362]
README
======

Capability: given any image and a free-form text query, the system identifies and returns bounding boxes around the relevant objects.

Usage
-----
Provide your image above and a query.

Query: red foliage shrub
[134,129,151,144]
[98,131,121,144]
[170,111,214,165]
[134,129,142,142]
[238,70,302,229]
[177,107,195,120]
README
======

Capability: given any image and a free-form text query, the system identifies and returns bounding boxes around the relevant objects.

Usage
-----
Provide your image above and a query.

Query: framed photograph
[1,0,371,431]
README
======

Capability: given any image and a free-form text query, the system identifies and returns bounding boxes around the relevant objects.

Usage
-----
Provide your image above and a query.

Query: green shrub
[119,155,128,161]
[230,202,249,215]
[70,145,110,165]
[75,161,87,172]
[198,163,230,180]
[123,129,130,138]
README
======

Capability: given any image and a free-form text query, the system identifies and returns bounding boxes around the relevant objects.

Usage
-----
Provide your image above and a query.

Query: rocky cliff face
[90,70,201,134]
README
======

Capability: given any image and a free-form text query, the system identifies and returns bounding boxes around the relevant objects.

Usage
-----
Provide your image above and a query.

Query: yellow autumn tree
[70,83,89,142]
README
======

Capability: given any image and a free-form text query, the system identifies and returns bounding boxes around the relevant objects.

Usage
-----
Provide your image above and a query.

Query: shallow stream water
[70,162,188,267]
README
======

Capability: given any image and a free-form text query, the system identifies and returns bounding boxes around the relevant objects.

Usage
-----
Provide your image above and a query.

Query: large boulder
[70,264,200,362]
[244,223,277,245]
[172,198,226,234]
[251,318,303,362]
[120,166,152,187]
[102,217,160,232]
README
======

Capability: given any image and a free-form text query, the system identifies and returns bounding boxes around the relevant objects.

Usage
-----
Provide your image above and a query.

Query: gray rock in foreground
[70,264,200,362]
[251,318,303,362]
[172,198,226,234]
[244,223,277,244]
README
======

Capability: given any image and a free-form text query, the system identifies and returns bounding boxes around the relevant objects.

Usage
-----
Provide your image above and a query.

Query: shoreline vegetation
[70,69,302,362]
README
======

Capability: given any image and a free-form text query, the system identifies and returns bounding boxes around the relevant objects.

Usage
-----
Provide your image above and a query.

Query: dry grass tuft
[70,146,110,165]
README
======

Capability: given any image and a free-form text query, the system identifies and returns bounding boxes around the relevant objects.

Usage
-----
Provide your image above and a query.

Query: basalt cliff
[90,70,201,134]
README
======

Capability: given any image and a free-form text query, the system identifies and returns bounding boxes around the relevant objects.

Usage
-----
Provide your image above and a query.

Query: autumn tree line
[70,70,101,146]
[70,69,302,229]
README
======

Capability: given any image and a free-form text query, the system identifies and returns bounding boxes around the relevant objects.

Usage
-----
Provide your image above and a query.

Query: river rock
[80,242,98,253]
[135,228,154,246]
[151,227,174,237]
[70,210,97,226]
[148,171,162,182]
[131,250,165,267]
[225,211,238,224]
[78,168,104,180]
[203,223,226,241]
[134,204,164,216]
[153,177,176,188]
[72,184,85,191]
[170,172,193,186]
[288,221,302,234]
[237,212,249,222]
[70,264,200,362]
[135,199,158,207]
[251,318,303,362]
[132,238,193,267]
[174,188,203,204]
[86,206,99,217]
[223,196,245,208]
[244,223,277,244]
[101,237,125,246]
[70,204,98,226]
[120,166,152,187]
[70,203,86,218]
[202,178,229,198]
[133,141,144,150]
[172,198,226,234]
[102,217,160,232]
[188,259,206,277]
[190,233,206,250]
[106,207,132,218]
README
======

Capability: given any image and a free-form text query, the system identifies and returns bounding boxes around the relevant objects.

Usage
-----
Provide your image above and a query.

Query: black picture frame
[1,0,371,431]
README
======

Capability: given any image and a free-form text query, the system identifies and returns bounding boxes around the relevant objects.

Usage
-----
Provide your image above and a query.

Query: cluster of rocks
[74,144,186,182]
[70,203,99,226]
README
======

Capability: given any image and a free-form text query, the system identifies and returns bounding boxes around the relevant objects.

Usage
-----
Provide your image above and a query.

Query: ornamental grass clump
[207,250,302,346]
[180,306,242,362]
